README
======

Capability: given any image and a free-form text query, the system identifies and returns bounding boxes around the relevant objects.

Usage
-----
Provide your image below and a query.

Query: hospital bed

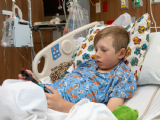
[31,21,160,120]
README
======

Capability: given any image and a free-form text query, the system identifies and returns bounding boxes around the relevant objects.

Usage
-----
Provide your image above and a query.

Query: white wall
[53,0,90,41]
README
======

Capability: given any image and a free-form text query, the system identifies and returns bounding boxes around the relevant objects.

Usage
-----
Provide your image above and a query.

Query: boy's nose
[95,51,100,58]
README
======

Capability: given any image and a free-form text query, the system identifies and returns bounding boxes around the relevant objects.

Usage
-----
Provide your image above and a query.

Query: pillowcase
[73,24,110,69]
[124,13,150,82]
[138,32,160,85]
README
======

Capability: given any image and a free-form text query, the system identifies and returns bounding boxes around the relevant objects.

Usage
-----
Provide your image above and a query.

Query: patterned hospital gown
[44,59,137,104]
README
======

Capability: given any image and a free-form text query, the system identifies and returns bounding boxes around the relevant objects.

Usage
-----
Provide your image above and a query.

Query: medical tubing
[62,71,68,79]
[5,0,8,19]
[73,47,79,60]
[14,47,32,65]
[137,85,160,120]
[62,0,67,22]
[150,0,157,32]
[3,47,10,71]
[38,30,44,49]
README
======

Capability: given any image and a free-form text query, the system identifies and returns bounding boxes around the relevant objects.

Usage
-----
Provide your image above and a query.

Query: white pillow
[138,32,160,85]
[124,13,150,81]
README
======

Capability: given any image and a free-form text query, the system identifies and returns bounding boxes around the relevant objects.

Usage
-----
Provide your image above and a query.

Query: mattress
[124,85,160,120]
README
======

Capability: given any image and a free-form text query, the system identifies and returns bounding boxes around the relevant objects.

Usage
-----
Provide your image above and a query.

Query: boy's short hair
[94,26,129,53]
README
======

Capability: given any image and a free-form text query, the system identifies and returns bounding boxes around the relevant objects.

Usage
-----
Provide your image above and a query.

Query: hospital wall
[0,0,53,84]
[0,0,160,85]
[90,0,158,32]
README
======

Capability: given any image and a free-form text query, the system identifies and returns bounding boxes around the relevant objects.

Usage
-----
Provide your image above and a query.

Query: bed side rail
[32,22,100,79]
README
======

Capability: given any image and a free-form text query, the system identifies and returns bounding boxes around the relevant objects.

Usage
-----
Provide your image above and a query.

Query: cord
[14,47,32,66]
[62,0,67,22]
[137,85,160,120]
[150,0,157,32]
[3,47,10,71]
[38,30,44,49]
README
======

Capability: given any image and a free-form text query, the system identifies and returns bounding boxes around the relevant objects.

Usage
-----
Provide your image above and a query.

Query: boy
[19,26,137,113]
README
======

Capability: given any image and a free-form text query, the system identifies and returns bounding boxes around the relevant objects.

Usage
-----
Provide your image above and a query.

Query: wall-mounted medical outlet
[119,0,129,10]
[151,0,160,4]
[132,0,143,8]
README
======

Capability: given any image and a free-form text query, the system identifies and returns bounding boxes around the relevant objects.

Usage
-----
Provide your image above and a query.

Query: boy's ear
[118,48,126,60]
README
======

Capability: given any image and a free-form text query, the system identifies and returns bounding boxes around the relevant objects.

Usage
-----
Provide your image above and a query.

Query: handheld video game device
[20,68,50,93]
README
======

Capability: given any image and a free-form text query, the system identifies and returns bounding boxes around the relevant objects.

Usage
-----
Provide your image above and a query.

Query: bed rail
[32,22,100,79]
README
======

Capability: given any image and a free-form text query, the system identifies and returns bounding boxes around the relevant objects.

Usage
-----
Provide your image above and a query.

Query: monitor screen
[43,0,69,16]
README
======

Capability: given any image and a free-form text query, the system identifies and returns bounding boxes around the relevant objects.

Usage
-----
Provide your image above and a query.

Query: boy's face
[95,36,122,72]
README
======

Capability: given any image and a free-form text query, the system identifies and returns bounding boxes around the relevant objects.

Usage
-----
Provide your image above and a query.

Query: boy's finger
[45,85,56,94]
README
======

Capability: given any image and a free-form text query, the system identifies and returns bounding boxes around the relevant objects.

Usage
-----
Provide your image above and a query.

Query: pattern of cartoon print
[77,50,82,56]
[134,47,141,55]
[124,60,129,66]
[126,48,131,57]
[81,43,87,49]
[132,22,136,28]
[88,45,94,52]
[130,57,138,66]
[137,16,144,22]
[91,54,96,59]
[146,22,150,31]
[133,37,141,45]
[82,53,90,60]
[93,29,100,34]
[138,26,145,34]
[146,34,149,42]
[141,44,147,51]
[77,60,82,66]
[44,59,137,104]
[125,24,131,30]
[88,35,94,42]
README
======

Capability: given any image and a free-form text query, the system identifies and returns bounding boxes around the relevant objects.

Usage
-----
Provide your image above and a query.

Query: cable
[62,0,67,22]
[14,47,32,66]
[90,0,101,6]
[137,85,160,120]
[150,0,157,32]
[38,30,44,49]
[3,47,10,71]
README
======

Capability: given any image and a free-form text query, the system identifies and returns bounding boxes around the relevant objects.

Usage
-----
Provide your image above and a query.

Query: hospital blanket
[0,80,117,120]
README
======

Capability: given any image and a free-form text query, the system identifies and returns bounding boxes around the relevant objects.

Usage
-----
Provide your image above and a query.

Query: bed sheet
[40,76,160,120]
[0,79,117,120]
[124,85,160,120]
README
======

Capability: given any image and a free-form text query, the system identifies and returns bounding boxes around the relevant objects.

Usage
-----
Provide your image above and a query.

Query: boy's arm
[106,97,124,112]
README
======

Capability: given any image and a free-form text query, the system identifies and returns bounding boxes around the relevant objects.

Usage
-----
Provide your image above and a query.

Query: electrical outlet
[121,0,126,5]
[120,0,129,10]
[133,0,143,8]
[151,0,160,4]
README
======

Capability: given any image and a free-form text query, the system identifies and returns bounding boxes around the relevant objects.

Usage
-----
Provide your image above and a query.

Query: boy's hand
[18,69,37,80]
[45,85,74,113]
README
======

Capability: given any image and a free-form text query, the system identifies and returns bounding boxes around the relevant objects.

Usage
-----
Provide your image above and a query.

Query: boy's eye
[102,50,107,52]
